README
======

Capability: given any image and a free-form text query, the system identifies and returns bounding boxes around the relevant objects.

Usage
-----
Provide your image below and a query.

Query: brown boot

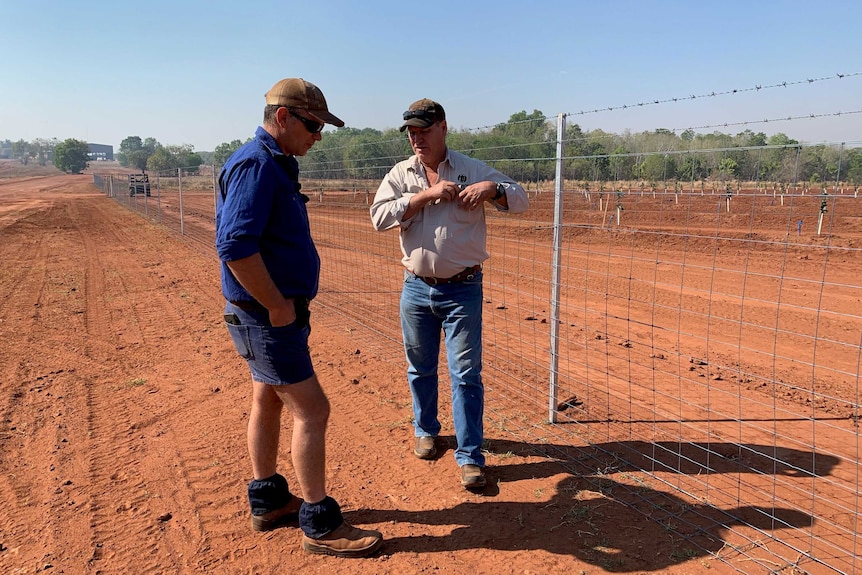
[460,464,487,490]
[251,495,303,532]
[301,521,383,558]
[413,436,437,460]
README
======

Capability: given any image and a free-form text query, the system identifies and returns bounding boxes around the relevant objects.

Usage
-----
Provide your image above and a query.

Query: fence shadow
[346,438,830,571]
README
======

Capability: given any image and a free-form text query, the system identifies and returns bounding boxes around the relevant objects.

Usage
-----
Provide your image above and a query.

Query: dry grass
[0,159,62,179]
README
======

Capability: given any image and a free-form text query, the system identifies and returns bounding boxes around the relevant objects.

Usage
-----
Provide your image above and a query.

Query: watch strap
[493,182,506,200]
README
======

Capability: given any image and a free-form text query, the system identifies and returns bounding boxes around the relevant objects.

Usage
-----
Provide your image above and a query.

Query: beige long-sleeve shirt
[370,149,529,278]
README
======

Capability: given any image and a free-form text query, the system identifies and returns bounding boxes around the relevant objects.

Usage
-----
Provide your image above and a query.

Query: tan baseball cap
[265,78,344,127]
[400,98,446,132]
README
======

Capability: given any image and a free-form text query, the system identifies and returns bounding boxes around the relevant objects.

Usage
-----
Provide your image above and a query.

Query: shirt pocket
[452,203,480,224]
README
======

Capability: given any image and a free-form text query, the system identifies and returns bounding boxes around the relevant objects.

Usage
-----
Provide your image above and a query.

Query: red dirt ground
[0,169,844,575]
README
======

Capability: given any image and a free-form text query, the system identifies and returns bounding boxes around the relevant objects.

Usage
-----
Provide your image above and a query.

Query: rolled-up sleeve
[216,159,273,261]
[496,181,529,214]
[370,168,413,231]
[473,159,529,214]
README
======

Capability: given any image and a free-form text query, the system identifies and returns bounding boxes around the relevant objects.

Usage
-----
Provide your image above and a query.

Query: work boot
[413,436,437,460]
[301,521,383,558]
[251,495,303,532]
[460,464,486,490]
[248,473,300,531]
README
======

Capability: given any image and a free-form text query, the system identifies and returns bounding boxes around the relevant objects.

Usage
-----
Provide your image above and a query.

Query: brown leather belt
[412,265,481,286]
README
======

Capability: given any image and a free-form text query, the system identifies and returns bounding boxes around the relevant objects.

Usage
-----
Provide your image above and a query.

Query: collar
[409,147,453,174]
[255,126,299,175]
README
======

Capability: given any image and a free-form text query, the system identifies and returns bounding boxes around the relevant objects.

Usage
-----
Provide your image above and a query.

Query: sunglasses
[402,109,437,122]
[288,109,325,134]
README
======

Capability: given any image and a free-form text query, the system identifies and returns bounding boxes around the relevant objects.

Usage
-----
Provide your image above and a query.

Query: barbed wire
[457,71,861,132]
[672,109,862,134]
[564,71,861,118]
[305,70,861,156]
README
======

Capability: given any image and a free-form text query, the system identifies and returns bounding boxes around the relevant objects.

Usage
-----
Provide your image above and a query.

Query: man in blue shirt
[216,78,382,558]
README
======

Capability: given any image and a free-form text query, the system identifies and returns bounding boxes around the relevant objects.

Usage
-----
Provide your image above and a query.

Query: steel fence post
[549,112,566,423]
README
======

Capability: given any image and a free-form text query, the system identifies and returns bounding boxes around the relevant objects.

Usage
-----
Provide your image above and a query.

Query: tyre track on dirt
[64,196,241,573]
[0,190,203,573]
[55,197,178,573]
[0,195,132,572]
[98,191,313,572]
[67,195,269,573]
[0,202,56,573]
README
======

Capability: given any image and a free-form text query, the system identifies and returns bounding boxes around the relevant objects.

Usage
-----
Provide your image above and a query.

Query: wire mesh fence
[93,128,861,574]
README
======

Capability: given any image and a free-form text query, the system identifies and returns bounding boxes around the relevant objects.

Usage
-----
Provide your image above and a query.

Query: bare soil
[0,168,854,575]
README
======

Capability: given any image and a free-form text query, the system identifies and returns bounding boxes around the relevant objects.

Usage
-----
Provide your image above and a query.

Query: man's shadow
[346,439,835,571]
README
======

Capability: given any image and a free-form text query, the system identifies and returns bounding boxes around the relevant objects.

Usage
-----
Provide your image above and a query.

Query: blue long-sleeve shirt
[216,127,320,302]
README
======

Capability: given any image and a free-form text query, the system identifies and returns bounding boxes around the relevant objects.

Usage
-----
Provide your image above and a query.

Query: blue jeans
[400,270,485,467]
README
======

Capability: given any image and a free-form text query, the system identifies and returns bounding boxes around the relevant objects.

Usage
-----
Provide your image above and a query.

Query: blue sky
[1,0,860,151]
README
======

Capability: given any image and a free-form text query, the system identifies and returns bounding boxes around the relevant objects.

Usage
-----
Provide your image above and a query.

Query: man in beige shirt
[370,98,529,490]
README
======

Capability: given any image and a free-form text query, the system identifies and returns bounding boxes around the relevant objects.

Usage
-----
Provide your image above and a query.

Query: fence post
[156,173,162,224]
[178,168,185,236]
[549,112,566,423]
[835,143,844,196]
[212,164,218,220]
[143,172,149,218]
[817,187,828,236]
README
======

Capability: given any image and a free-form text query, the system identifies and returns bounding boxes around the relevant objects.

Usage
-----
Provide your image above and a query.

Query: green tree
[147,146,178,172]
[117,135,142,167]
[678,154,708,181]
[171,144,203,172]
[128,151,150,171]
[767,133,799,147]
[213,139,244,167]
[844,148,862,184]
[196,150,214,165]
[12,139,31,165]
[718,157,738,179]
[344,129,388,180]
[759,133,801,181]
[638,153,676,182]
[492,110,549,141]
[118,136,158,171]
[31,138,58,166]
[608,145,635,180]
[53,138,89,173]
[749,131,768,147]
[142,137,158,154]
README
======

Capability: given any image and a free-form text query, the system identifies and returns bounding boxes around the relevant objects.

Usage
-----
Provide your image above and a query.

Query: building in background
[87,143,113,161]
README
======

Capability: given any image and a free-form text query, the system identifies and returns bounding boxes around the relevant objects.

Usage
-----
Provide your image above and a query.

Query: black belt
[229,299,267,313]
[229,297,309,313]
[412,265,481,286]
[227,298,311,329]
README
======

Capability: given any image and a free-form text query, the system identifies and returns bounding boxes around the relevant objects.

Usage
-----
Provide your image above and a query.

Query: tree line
[284,110,862,185]
[6,109,861,183]
[115,136,207,174]
[1,136,210,175]
[2,138,61,167]
[0,137,91,173]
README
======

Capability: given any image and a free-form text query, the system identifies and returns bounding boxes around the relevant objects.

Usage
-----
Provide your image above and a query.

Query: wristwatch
[493,182,506,201]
